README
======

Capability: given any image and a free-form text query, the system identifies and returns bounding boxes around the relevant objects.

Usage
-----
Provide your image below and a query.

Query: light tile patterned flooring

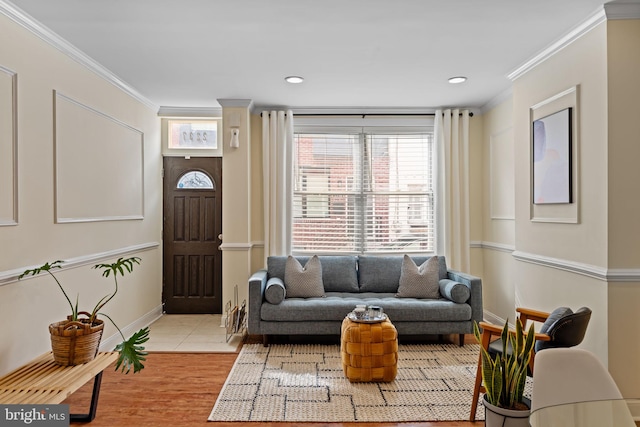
[145,314,244,353]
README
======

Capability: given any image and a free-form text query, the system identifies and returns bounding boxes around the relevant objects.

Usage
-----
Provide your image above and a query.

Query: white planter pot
[483,396,531,427]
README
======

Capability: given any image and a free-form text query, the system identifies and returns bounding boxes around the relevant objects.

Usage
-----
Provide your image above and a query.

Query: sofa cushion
[358,255,448,293]
[260,292,472,322]
[439,279,471,303]
[268,255,359,292]
[396,255,440,299]
[265,277,286,304]
[284,255,325,298]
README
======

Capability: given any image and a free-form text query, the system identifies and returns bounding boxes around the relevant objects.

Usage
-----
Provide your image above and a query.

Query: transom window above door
[161,118,222,157]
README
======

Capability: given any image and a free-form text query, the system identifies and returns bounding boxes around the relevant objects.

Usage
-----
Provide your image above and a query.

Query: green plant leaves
[94,257,141,278]
[473,318,536,409]
[114,327,150,374]
[20,256,149,374]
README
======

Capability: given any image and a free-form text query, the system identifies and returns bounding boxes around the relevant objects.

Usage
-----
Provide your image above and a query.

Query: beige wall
[512,21,609,363]
[0,13,162,374]
[479,97,517,323]
[605,19,640,397]
[480,18,640,397]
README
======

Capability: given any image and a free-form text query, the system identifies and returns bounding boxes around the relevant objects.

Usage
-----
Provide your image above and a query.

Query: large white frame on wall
[54,91,145,223]
[0,66,17,226]
[529,86,579,223]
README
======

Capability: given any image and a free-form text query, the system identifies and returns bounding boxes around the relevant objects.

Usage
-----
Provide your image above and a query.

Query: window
[292,129,435,254]
[161,118,222,157]
[176,171,214,189]
[168,120,217,149]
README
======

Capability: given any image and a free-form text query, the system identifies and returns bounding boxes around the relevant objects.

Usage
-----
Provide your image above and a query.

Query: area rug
[208,342,487,422]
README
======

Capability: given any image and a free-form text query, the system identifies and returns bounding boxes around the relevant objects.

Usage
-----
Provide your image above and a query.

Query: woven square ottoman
[340,316,398,382]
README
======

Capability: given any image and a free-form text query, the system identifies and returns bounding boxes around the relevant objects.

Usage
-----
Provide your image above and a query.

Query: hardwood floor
[64,351,484,427]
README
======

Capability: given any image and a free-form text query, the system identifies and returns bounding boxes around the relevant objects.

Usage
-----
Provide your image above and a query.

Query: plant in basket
[19,256,149,373]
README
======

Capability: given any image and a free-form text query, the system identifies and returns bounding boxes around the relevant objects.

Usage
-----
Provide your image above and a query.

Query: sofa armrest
[248,269,268,335]
[447,269,483,324]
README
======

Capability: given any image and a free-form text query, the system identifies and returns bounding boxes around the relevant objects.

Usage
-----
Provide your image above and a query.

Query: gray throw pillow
[439,279,471,303]
[265,277,286,304]
[396,255,440,299]
[284,255,325,298]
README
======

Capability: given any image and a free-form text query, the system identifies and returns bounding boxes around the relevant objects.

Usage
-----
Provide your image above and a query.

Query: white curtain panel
[435,109,470,272]
[262,110,293,261]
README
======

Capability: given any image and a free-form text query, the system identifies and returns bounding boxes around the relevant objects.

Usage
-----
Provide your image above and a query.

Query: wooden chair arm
[516,307,550,324]
[478,321,551,342]
[478,321,505,335]
[534,333,551,342]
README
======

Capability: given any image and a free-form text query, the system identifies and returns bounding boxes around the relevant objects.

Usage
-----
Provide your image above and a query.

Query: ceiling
[5,0,612,111]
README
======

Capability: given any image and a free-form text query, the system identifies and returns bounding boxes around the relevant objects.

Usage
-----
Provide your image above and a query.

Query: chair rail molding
[474,240,515,253]
[513,250,640,282]
[0,242,159,287]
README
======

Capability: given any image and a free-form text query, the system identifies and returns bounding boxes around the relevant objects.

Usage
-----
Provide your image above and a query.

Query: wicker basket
[49,316,104,366]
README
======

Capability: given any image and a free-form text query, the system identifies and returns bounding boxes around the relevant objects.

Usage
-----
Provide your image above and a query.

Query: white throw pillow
[284,255,325,298]
[396,255,440,299]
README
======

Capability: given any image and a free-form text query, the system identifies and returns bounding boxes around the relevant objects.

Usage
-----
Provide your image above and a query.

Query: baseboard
[99,304,163,351]
[483,310,507,327]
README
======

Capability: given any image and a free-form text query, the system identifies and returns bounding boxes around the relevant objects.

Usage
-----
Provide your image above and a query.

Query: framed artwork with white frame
[529,86,579,224]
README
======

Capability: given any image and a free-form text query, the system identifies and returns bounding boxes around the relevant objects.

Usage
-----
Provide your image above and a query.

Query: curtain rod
[260,112,473,117]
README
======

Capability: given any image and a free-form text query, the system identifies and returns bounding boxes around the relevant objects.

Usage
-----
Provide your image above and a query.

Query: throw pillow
[396,255,440,299]
[439,279,471,303]
[265,277,286,304]
[284,255,325,298]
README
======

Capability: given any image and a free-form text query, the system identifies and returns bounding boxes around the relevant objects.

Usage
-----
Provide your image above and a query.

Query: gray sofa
[248,255,483,345]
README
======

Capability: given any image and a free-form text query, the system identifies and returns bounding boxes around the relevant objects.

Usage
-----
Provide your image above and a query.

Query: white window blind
[292,129,435,254]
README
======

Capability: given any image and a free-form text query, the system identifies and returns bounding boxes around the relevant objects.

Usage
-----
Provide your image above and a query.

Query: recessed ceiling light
[448,76,467,84]
[285,76,304,84]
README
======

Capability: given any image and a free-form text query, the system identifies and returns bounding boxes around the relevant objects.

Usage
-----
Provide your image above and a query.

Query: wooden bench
[0,352,118,423]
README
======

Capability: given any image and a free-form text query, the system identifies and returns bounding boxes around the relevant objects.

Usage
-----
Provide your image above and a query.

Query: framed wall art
[529,86,579,224]
[532,107,572,204]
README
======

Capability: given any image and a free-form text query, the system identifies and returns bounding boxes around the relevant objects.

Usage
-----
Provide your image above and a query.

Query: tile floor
[145,314,244,353]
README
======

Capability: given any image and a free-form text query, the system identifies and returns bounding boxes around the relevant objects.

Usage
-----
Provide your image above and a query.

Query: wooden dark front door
[163,157,222,314]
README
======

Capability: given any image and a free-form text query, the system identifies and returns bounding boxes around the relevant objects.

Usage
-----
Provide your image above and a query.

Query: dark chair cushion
[535,306,591,352]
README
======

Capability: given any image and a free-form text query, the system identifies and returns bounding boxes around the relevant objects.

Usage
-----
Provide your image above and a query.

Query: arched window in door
[176,170,215,189]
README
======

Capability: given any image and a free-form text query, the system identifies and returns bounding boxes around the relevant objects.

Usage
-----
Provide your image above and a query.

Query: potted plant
[473,318,535,427]
[19,256,149,373]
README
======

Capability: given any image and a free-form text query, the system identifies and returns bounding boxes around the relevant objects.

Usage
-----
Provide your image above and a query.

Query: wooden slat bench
[0,352,118,422]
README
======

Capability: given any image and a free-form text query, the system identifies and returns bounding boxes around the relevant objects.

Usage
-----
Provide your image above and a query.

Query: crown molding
[604,1,640,20]
[157,106,222,118]
[0,0,157,111]
[480,87,513,114]
[508,7,607,81]
[217,99,254,109]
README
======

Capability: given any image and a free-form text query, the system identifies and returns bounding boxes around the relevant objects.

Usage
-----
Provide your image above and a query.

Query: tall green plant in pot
[20,256,149,373]
[473,319,535,426]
